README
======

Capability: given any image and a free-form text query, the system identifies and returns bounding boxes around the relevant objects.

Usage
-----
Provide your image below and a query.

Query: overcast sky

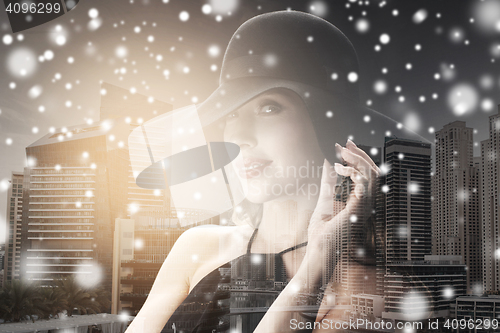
[1,0,500,244]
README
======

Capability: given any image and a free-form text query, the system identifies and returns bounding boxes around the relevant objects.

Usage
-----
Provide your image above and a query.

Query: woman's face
[224,88,325,204]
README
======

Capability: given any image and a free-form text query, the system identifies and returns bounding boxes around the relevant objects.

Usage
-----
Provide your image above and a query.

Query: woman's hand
[301,139,380,283]
[254,140,380,333]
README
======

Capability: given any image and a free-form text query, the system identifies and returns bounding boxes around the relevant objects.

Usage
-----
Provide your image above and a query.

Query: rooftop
[0,314,133,333]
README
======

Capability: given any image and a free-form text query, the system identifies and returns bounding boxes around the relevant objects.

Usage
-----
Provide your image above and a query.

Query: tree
[55,277,103,316]
[0,280,43,323]
[89,286,112,313]
[36,286,68,320]
[0,277,112,323]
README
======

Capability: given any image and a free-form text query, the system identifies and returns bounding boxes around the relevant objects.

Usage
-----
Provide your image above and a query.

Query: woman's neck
[250,194,317,253]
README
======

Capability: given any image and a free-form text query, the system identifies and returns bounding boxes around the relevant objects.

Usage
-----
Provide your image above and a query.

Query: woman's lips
[236,157,273,179]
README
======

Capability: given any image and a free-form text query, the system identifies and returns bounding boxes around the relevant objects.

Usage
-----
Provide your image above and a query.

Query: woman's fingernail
[335,145,343,160]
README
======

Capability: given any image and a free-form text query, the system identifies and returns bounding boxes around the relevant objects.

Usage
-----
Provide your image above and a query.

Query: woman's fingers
[314,159,338,218]
[336,144,378,180]
[334,163,367,199]
[311,143,377,246]
[334,163,366,183]
[343,148,377,177]
[346,139,381,174]
[313,143,377,224]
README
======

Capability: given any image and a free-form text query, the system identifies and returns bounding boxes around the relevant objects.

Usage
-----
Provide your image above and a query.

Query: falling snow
[7,47,37,78]
[355,18,370,33]
[448,83,479,116]
[413,9,428,24]
[0,2,499,280]
[379,33,390,44]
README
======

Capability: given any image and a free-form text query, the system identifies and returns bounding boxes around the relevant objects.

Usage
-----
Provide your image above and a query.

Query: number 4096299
[5,2,61,14]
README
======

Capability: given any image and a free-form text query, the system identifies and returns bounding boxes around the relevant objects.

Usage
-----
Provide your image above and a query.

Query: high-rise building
[375,171,387,296]
[112,218,135,314]
[21,126,125,289]
[374,139,431,295]
[340,145,381,296]
[481,105,500,292]
[3,171,24,287]
[383,137,432,264]
[20,83,173,291]
[432,121,481,292]
[0,244,4,286]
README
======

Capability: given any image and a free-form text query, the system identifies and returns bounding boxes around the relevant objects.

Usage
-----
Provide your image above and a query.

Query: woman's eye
[258,105,281,115]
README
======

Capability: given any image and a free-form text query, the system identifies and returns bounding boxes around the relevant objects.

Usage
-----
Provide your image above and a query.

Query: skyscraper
[3,171,24,287]
[21,125,124,288]
[481,105,500,292]
[383,137,432,263]
[20,83,173,290]
[432,121,481,292]
[340,145,381,295]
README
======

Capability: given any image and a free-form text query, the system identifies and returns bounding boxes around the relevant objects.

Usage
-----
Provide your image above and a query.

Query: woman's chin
[244,193,271,204]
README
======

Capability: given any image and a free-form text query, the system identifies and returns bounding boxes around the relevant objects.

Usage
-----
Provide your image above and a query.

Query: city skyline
[2,104,500,247]
[2,0,500,244]
[2,1,500,330]
[1,92,499,331]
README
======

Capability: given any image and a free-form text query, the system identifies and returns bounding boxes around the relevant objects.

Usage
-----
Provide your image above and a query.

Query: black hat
[197,10,428,164]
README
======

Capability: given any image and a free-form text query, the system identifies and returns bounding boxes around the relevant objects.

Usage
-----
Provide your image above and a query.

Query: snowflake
[413,9,428,24]
[379,34,390,44]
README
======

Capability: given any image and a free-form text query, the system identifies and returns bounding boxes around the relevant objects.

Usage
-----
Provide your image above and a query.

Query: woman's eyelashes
[225,103,283,121]
[257,103,282,116]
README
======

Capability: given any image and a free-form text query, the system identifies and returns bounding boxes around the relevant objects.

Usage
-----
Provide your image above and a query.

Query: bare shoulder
[174,224,254,292]
[173,224,253,256]
[154,225,242,287]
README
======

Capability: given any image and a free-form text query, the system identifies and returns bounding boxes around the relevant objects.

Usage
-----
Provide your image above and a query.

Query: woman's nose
[225,114,257,150]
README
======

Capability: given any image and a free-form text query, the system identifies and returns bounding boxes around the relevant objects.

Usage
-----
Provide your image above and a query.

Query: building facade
[481,105,500,292]
[2,171,24,287]
[456,295,500,330]
[339,145,381,295]
[383,137,432,264]
[383,255,466,322]
[433,121,482,293]
[21,132,120,289]
[351,294,385,318]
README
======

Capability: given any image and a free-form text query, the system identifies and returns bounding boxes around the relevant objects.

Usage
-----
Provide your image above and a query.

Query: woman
[126,10,390,333]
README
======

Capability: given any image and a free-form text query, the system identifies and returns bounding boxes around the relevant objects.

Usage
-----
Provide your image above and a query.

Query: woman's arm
[124,228,206,333]
[124,225,247,333]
